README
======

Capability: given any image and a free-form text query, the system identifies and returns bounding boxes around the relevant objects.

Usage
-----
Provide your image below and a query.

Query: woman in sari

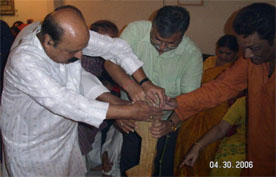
[174,34,240,176]
[180,96,246,177]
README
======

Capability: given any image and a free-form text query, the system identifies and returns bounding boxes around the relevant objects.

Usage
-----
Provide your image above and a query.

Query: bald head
[41,5,89,46]
[40,5,90,63]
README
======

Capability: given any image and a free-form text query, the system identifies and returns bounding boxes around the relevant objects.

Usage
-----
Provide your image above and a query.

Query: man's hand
[129,101,163,121]
[115,119,137,133]
[141,81,165,108]
[179,143,201,168]
[124,80,149,102]
[150,119,172,138]
[163,97,178,110]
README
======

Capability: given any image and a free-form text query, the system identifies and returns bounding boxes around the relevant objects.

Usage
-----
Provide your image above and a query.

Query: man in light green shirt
[105,6,202,176]
[120,20,203,118]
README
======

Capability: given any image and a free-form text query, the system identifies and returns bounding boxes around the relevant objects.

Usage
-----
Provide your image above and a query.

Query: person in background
[169,3,275,176]
[0,5,165,176]
[105,6,203,176]
[181,96,247,177]
[78,20,123,176]
[27,19,34,24]
[203,34,239,71]
[174,34,241,176]
[10,21,24,37]
[0,20,14,99]
[0,20,14,170]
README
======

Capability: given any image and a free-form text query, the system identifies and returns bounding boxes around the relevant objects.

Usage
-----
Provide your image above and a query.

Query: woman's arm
[179,120,232,167]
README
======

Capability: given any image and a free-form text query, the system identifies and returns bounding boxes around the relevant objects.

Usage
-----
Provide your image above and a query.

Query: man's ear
[43,34,55,48]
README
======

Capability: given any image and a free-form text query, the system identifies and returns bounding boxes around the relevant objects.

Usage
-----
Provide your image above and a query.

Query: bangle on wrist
[194,142,202,149]
[138,77,150,86]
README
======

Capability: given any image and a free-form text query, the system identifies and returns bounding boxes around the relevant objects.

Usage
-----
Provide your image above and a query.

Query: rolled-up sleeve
[81,68,109,100]
[82,31,143,75]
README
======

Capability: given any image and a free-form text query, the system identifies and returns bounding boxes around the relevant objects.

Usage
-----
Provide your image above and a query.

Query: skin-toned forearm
[104,61,142,92]
[96,92,163,120]
[195,120,232,150]
[131,67,148,83]
[96,92,133,119]
[105,101,162,120]
[104,60,165,107]
[104,60,148,83]
[106,104,133,119]
[180,120,232,167]
[96,92,129,105]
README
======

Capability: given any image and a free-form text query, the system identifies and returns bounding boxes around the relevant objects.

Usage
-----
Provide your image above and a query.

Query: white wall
[1,0,275,54]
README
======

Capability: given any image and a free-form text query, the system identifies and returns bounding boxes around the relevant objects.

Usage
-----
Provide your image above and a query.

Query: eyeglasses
[150,31,181,52]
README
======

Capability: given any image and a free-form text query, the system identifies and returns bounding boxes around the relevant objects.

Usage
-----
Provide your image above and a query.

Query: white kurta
[0,22,143,177]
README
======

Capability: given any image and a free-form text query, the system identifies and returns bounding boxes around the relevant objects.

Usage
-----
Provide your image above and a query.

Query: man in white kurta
[0,7,159,176]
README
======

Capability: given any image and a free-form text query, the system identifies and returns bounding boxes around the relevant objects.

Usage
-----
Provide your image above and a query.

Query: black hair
[10,21,24,36]
[41,5,85,46]
[90,20,119,37]
[27,19,34,24]
[41,13,64,47]
[217,34,239,53]
[11,21,23,27]
[233,3,275,44]
[152,6,190,38]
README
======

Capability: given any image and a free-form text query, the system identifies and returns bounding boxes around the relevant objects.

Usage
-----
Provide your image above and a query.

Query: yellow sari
[174,56,232,176]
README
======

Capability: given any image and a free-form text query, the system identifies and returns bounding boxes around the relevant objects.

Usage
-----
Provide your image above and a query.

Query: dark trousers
[120,130,179,177]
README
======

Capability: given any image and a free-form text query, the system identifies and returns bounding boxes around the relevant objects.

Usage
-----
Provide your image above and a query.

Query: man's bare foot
[102,173,111,177]
[90,165,102,171]
[102,151,113,172]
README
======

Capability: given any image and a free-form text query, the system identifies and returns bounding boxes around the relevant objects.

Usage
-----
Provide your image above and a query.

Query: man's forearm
[97,92,129,105]
[104,61,139,92]
[104,60,165,106]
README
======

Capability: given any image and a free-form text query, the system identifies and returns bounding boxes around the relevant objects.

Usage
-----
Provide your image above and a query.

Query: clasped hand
[116,97,178,134]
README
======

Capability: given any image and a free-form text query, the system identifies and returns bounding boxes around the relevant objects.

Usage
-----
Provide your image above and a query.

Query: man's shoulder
[9,38,50,72]
[128,20,151,27]
[121,21,151,41]
[9,48,44,70]
[178,36,202,56]
[125,20,152,33]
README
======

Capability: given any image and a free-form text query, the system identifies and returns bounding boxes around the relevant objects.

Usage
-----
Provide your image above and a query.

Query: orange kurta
[175,57,275,176]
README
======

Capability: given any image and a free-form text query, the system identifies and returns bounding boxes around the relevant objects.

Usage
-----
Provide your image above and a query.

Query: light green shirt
[121,21,203,119]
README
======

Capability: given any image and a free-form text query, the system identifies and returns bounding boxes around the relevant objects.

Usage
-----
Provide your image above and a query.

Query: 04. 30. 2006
[209,161,253,169]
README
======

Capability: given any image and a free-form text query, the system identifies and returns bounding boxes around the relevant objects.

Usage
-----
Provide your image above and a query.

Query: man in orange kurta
[174,3,275,176]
